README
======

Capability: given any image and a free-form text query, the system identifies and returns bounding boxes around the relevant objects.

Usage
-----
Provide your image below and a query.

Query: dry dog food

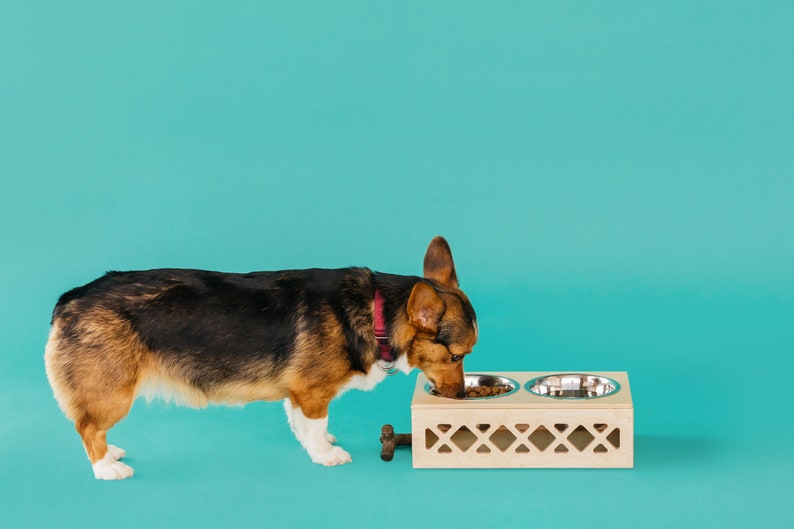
[466,385,512,398]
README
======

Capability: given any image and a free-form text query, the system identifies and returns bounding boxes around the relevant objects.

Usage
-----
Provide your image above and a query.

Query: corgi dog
[45,236,477,479]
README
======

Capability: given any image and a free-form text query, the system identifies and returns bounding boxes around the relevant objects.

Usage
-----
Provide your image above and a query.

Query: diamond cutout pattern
[425,428,439,449]
[489,426,517,452]
[424,420,623,457]
[568,425,595,451]
[607,428,620,448]
[451,426,478,452]
[528,426,556,451]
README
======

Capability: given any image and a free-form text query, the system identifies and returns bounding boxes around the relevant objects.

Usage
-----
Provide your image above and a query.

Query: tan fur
[45,236,477,475]
[45,309,146,463]
[285,311,366,419]
[45,304,369,459]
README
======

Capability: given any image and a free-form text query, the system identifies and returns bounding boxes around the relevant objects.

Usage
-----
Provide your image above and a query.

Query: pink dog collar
[374,289,394,363]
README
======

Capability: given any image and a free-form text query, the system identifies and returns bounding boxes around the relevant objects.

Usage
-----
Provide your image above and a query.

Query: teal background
[2,1,793,527]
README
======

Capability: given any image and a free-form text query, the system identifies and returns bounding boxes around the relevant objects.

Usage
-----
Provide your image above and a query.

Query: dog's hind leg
[45,313,144,480]
[76,414,134,479]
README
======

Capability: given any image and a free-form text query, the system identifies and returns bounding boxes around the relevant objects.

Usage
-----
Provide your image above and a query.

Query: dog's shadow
[635,434,719,469]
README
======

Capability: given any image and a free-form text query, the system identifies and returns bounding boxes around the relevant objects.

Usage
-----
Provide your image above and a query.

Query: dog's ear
[423,236,458,288]
[407,281,446,336]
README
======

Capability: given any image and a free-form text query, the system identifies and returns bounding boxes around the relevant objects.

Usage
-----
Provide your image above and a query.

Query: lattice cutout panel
[423,421,622,456]
[411,372,633,468]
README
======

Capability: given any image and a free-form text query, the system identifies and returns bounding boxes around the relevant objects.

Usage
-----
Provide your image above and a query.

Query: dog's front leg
[284,398,351,466]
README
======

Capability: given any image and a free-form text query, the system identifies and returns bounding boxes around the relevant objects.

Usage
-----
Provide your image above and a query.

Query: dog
[45,236,477,479]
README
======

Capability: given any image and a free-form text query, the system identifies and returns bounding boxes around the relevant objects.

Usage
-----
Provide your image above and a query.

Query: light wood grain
[410,371,633,468]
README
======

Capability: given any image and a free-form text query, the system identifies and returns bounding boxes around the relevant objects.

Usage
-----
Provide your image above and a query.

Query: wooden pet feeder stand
[404,371,633,468]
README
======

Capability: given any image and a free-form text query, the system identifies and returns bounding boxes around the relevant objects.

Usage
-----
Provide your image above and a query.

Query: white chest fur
[342,367,389,392]
[339,355,413,394]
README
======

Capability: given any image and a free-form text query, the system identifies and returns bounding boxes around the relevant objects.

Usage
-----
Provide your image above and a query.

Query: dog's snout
[423,362,466,399]
[431,381,466,399]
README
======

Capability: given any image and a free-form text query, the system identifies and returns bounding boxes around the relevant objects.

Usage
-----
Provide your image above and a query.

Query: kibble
[465,385,512,398]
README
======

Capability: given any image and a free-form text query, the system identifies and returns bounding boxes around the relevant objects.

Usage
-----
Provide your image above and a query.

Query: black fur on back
[51,268,425,390]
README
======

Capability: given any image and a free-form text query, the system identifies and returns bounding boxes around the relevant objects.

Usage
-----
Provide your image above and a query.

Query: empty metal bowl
[526,374,620,399]
[425,374,518,399]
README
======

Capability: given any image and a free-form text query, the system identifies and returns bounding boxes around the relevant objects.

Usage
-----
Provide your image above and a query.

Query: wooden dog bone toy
[380,424,412,461]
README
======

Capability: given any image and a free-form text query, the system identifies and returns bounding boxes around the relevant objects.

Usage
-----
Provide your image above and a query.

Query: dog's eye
[450,354,463,362]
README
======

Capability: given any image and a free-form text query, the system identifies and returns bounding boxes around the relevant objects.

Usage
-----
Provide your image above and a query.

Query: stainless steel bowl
[526,374,620,399]
[425,374,518,399]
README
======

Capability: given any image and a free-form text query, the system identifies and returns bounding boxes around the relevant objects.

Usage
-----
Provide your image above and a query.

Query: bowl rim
[424,373,520,400]
[525,373,622,400]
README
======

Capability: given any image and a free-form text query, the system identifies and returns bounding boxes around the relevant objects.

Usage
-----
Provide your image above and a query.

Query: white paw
[107,445,126,460]
[325,432,337,444]
[92,452,135,480]
[309,445,352,466]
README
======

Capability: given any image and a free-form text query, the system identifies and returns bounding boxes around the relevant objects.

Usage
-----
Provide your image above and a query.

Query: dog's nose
[456,388,466,399]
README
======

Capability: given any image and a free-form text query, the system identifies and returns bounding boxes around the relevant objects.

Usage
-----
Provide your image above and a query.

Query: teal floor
[2,284,792,528]
[2,2,793,527]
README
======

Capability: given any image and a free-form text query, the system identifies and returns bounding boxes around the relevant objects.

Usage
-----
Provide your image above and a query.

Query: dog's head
[405,236,477,399]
